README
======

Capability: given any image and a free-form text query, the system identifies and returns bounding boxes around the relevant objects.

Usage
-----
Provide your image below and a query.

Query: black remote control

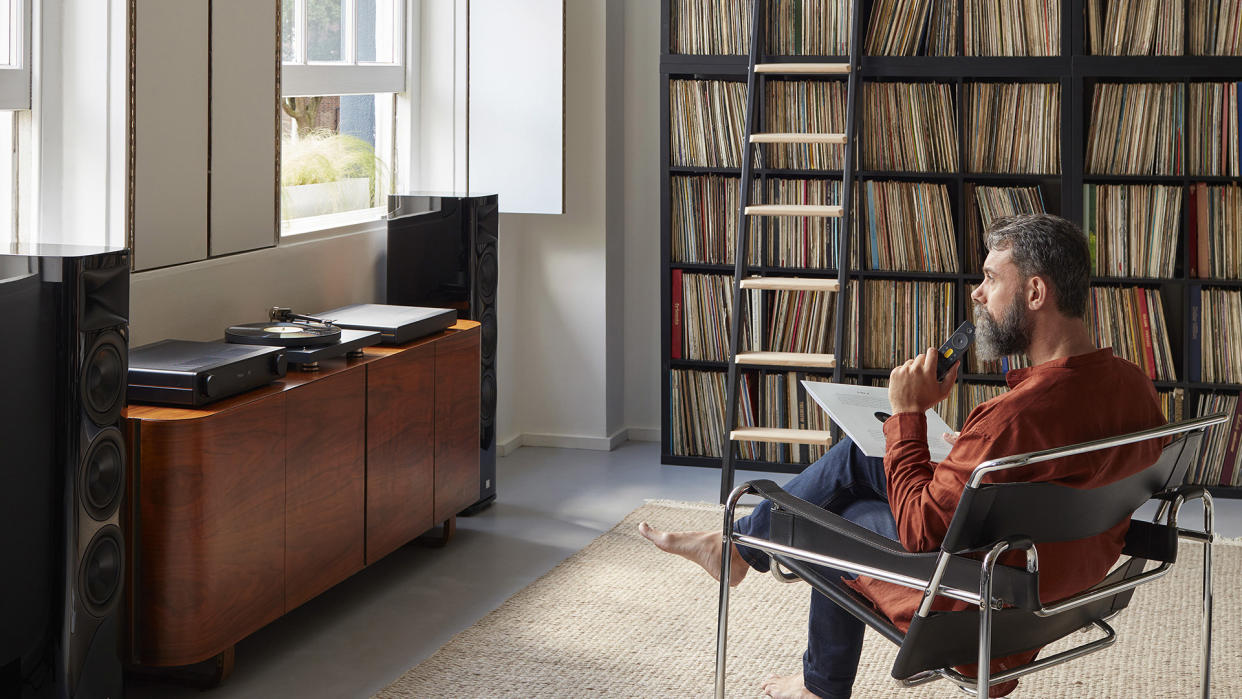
[936,321,976,381]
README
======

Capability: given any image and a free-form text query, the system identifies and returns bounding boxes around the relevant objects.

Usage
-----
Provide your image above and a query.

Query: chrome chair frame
[714,413,1228,699]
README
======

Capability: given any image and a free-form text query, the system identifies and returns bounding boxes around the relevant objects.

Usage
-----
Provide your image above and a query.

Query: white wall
[621,0,661,440]
[120,0,665,452]
[128,228,387,346]
[493,0,660,451]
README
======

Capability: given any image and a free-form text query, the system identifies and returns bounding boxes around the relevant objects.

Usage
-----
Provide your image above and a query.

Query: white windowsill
[280,206,388,240]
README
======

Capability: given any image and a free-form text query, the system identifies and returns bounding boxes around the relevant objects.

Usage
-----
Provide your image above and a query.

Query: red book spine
[1135,290,1157,380]
[670,269,683,360]
[1197,183,1210,279]
[1218,398,1242,486]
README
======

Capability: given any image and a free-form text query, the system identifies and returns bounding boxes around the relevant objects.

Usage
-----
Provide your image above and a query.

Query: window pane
[280,94,390,221]
[306,0,346,62]
[0,0,12,67]
[281,0,296,62]
[357,0,395,64]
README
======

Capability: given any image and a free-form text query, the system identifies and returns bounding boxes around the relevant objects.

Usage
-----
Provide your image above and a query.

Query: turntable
[224,307,382,371]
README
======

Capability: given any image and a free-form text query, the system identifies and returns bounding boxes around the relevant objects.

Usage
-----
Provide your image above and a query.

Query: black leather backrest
[941,430,1202,552]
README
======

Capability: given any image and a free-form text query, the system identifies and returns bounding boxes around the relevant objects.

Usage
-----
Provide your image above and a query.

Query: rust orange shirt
[851,347,1165,634]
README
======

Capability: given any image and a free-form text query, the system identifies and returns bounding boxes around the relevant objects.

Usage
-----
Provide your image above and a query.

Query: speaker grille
[78,527,122,617]
[80,428,124,521]
[81,332,127,426]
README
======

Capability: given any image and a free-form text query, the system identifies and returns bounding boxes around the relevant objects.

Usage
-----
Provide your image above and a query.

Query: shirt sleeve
[883,409,1014,553]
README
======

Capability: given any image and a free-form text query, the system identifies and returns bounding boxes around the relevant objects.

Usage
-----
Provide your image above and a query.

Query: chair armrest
[744,480,1041,609]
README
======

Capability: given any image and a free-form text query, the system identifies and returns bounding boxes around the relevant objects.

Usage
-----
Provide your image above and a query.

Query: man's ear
[1027,275,1049,310]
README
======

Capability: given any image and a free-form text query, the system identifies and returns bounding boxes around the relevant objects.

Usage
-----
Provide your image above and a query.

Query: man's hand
[889,347,958,415]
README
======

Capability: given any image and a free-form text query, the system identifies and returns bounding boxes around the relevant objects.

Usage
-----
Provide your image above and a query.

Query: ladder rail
[718,0,766,504]
[717,0,865,504]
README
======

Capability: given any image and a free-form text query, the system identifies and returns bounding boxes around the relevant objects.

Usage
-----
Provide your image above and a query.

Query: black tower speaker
[387,193,498,513]
[0,245,129,699]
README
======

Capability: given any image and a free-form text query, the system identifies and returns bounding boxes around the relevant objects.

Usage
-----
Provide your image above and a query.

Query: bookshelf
[660,0,1242,494]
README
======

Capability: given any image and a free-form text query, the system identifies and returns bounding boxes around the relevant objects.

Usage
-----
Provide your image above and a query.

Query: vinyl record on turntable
[225,321,342,347]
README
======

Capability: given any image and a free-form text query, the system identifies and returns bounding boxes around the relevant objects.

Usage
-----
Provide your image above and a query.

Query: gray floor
[126,441,1242,699]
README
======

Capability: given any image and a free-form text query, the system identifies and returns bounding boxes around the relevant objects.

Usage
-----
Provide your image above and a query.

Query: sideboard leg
[417,517,456,548]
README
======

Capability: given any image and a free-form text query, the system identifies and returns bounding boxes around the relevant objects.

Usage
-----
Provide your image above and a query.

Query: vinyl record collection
[668,79,746,168]
[965,183,1047,273]
[1189,0,1242,55]
[1187,392,1242,486]
[863,0,957,56]
[667,0,751,55]
[1194,287,1242,383]
[1083,183,1183,278]
[764,0,852,56]
[845,280,954,369]
[1086,0,1184,55]
[762,178,844,269]
[670,174,759,265]
[1085,82,1184,175]
[1189,183,1242,279]
[964,0,1060,56]
[1087,286,1177,381]
[1188,82,1240,176]
[762,81,848,170]
[967,82,1061,174]
[669,369,762,459]
[863,180,957,272]
[863,82,958,172]
[660,0,1242,489]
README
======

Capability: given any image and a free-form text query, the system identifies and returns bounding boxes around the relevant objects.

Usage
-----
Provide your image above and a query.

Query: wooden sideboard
[122,321,480,669]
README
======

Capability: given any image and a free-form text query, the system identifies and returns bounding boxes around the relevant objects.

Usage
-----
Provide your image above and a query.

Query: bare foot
[637,522,748,586]
[760,673,816,698]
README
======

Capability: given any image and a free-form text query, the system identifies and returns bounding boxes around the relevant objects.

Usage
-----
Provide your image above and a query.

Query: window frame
[281,0,405,97]
[0,0,31,110]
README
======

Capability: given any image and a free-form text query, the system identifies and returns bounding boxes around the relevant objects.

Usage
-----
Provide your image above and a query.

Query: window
[280,0,403,233]
[0,0,30,246]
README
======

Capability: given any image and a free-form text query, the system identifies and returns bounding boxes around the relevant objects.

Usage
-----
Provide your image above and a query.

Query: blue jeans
[733,438,898,699]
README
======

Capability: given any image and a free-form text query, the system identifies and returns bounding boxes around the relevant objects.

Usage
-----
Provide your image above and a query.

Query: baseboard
[497,433,524,457]
[518,427,628,452]
[498,427,655,454]
[626,427,660,442]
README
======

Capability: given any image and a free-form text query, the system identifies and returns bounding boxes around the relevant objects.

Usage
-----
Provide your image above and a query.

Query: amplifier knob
[200,373,214,397]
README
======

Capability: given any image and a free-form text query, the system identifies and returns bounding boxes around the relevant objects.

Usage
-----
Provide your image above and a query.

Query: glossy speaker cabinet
[1,245,130,699]
[387,193,498,513]
[123,322,479,670]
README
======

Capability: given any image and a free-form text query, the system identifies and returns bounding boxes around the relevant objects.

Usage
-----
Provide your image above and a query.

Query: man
[640,214,1166,698]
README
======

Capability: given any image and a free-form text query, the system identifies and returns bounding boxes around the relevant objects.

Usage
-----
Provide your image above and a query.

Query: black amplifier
[128,340,287,407]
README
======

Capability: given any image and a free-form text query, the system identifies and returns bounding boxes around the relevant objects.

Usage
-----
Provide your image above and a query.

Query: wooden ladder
[718,0,864,502]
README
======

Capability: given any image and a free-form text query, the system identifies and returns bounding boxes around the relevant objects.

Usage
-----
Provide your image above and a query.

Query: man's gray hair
[984,213,1091,318]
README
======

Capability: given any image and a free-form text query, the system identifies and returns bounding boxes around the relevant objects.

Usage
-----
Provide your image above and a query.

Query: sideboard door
[285,369,367,612]
[365,343,436,564]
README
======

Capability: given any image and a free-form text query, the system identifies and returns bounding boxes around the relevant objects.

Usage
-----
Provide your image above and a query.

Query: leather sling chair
[714,413,1229,698]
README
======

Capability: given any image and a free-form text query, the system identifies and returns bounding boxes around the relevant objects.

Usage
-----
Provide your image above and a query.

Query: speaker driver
[480,371,496,444]
[80,428,124,521]
[78,527,122,617]
[480,307,497,363]
[476,248,497,305]
[82,331,127,426]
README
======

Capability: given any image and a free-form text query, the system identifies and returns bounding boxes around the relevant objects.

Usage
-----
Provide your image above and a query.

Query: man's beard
[973,290,1031,361]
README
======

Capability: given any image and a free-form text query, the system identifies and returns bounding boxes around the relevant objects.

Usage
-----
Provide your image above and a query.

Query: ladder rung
[754,62,851,75]
[740,277,840,292]
[731,427,834,445]
[745,204,843,218]
[735,351,836,368]
[751,132,847,145]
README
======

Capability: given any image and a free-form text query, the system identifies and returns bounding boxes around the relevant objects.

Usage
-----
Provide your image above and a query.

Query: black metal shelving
[659,0,1242,496]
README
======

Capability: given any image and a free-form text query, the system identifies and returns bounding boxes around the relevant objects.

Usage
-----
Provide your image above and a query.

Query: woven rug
[375,501,1242,698]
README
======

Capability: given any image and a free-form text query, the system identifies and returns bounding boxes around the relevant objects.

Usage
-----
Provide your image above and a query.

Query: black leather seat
[714,414,1228,698]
